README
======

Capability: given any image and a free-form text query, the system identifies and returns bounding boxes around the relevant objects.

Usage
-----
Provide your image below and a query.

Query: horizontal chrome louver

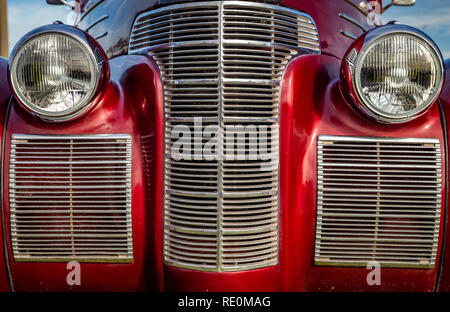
[130,1,319,271]
[9,134,133,262]
[315,135,442,268]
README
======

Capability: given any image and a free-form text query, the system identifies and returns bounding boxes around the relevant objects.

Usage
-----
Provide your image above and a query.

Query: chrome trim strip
[78,0,106,25]
[217,3,224,271]
[12,134,130,140]
[319,135,440,144]
[94,32,108,40]
[339,13,368,32]
[340,29,357,40]
[85,14,109,32]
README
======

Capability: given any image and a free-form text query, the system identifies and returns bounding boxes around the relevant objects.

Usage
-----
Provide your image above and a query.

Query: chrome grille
[9,134,133,262]
[315,135,442,268]
[130,1,319,271]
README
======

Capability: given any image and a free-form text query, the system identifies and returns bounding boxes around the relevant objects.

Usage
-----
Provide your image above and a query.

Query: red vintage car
[0,0,449,292]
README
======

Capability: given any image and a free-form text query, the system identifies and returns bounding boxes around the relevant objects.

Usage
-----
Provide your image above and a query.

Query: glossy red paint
[279,54,445,291]
[2,55,163,291]
[75,0,375,60]
[0,58,11,292]
[0,0,447,292]
[437,59,450,292]
[162,53,446,292]
[164,265,278,292]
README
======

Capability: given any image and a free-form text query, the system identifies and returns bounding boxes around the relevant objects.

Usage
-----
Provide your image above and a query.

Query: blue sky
[7,0,68,54]
[4,0,450,59]
[383,0,450,59]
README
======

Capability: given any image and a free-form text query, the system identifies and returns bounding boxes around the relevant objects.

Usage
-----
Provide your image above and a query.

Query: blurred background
[1,0,67,57]
[0,0,450,59]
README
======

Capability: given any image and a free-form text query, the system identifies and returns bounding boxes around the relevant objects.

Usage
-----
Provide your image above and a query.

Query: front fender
[437,59,450,291]
[1,55,163,291]
[0,57,12,291]
[280,54,444,291]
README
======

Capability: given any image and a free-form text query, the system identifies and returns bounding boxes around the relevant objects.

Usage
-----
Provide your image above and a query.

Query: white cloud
[7,2,67,55]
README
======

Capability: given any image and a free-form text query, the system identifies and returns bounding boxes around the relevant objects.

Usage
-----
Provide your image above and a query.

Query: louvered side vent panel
[130,1,319,272]
[315,135,442,268]
[9,134,133,262]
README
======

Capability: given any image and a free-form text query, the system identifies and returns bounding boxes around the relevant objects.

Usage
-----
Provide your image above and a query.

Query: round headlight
[343,25,444,123]
[9,24,108,122]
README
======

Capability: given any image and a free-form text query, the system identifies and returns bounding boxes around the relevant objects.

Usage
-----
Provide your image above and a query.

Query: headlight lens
[10,26,106,122]
[345,26,444,123]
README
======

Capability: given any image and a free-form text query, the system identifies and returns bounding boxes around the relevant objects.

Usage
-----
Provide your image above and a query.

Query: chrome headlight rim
[9,24,108,123]
[347,25,445,124]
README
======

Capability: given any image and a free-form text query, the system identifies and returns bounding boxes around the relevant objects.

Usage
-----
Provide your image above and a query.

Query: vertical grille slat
[9,134,133,262]
[315,135,442,268]
[130,0,319,272]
